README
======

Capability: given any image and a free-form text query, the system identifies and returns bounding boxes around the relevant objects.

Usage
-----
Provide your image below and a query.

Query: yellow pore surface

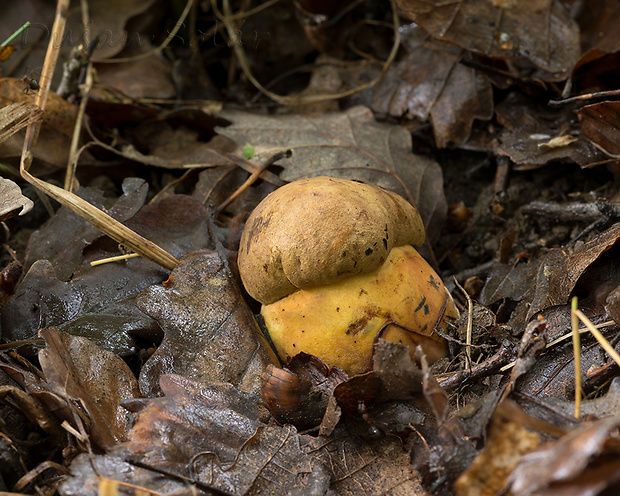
[261,245,457,376]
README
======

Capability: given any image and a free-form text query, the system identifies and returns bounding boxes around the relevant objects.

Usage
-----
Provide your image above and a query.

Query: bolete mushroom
[238,176,458,376]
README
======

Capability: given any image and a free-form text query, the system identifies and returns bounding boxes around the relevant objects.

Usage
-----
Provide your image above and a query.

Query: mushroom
[238,176,458,376]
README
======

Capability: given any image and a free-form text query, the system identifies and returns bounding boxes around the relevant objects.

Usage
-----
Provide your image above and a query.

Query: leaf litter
[0,0,620,495]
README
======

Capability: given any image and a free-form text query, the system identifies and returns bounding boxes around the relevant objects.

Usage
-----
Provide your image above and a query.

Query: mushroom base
[261,245,458,376]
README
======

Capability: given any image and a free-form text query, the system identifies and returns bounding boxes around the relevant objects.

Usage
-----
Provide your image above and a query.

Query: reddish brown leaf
[578,101,620,158]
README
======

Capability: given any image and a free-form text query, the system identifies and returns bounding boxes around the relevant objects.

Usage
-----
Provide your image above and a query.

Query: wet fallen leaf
[60,374,321,496]
[496,93,607,169]
[2,186,215,356]
[24,178,148,278]
[218,106,448,242]
[136,248,277,397]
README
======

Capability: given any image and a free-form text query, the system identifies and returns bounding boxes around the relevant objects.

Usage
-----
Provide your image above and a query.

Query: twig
[90,253,140,266]
[438,340,515,392]
[95,0,194,63]
[453,277,473,370]
[573,310,620,367]
[499,320,617,372]
[215,149,291,215]
[548,89,620,107]
[212,0,401,105]
[65,0,93,191]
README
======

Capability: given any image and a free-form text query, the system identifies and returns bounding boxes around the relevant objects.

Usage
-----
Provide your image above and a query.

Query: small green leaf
[242,145,255,160]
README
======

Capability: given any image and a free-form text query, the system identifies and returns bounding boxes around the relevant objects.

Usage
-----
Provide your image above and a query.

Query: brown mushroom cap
[238,176,425,305]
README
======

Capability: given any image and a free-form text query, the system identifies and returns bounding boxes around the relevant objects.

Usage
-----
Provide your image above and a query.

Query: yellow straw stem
[573,308,620,367]
[571,297,582,419]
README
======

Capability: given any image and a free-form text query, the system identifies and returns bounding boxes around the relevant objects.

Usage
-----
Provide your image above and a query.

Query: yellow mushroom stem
[261,245,459,376]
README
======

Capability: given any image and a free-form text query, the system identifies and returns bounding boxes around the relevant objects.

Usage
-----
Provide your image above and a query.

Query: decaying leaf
[577,100,620,158]
[217,106,448,242]
[0,176,33,222]
[90,108,234,169]
[507,415,620,496]
[0,77,83,170]
[0,101,43,144]
[496,93,607,169]
[76,0,158,61]
[454,401,542,496]
[24,178,149,278]
[480,223,620,330]
[396,0,580,75]
[136,248,277,397]
[372,26,493,148]
[60,374,321,496]
[302,433,427,496]
[38,328,140,450]
[2,184,214,356]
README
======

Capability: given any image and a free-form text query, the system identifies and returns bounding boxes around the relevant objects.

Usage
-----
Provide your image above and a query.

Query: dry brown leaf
[217,106,448,242]
[0,176,33,222]
[302,433,428,496]
[0,78,82,170]
[507,415,620,496]
[0,102,43,144]
[396,0,579,75]
[93,44,175,100]
[77,0,158,61]
[454,402,541,496]
[372,27,493,148]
